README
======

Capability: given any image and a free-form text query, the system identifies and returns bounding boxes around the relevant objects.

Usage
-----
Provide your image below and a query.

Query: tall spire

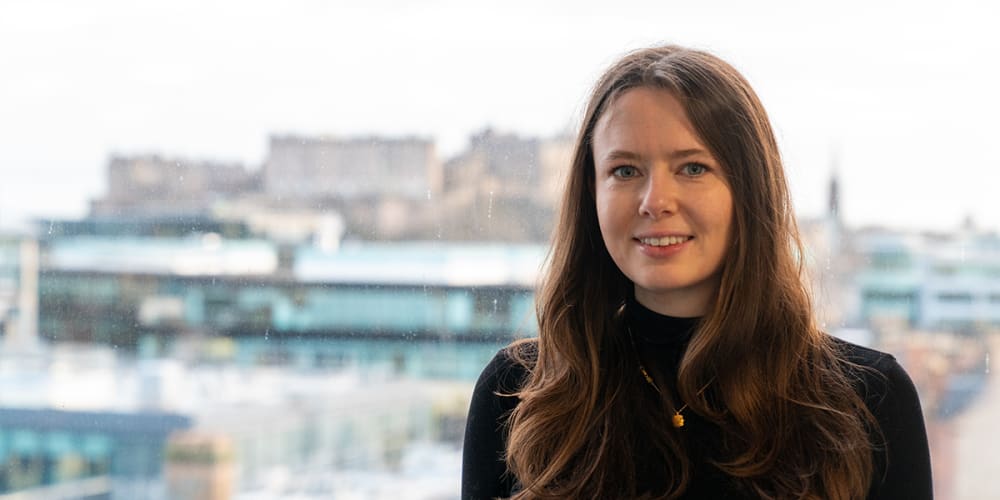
[828,148,841,222]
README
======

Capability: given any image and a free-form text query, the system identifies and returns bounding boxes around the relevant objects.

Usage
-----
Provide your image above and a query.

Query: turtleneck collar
[625,295,701,348]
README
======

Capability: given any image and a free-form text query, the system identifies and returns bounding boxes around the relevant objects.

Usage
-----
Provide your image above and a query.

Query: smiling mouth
[638,236,694,247]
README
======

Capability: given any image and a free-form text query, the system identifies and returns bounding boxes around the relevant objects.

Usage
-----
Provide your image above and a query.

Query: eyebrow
[601,148,710,163]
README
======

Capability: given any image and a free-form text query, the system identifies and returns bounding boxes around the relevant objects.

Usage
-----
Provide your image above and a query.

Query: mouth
[637,235,694,247]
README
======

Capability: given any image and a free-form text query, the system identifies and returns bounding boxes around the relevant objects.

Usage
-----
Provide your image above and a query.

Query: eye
[680,163,708,176]
[612,165,640,178]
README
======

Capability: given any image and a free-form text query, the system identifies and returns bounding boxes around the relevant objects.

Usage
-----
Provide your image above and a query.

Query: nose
[638,169,678,218]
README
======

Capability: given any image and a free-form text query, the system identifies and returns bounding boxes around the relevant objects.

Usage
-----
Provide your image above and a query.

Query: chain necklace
[627,326,713,429]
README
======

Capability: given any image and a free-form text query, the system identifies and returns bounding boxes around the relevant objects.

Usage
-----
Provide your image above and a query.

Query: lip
[634,234,694,258]
[634,232,693,239]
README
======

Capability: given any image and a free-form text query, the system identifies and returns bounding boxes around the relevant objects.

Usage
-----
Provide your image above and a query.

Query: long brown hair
[506,45,877,499]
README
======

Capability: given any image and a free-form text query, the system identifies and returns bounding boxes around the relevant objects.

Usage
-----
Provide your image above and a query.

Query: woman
[462,45,932,499]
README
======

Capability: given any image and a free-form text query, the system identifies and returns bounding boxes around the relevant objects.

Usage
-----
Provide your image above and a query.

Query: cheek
[717,202,736,251]
[594,198,626,262]
[595,205,614,246]
[700,191,734,249]
[714,189,735,230]
[595,186,629,221]
[594,189,612,232]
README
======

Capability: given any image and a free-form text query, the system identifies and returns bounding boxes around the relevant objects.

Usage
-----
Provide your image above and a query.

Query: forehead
[592,87,709,156]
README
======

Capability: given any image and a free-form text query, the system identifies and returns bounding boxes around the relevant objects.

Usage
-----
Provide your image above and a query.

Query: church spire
[828,148,841,223]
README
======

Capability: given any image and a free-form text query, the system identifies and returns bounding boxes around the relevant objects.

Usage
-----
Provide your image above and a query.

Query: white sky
[1,0,998,232]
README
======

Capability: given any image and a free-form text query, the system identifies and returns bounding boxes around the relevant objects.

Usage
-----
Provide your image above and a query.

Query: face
[592,86,733,317]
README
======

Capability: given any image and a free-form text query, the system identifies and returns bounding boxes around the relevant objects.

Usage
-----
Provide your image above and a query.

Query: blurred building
[261,134,443,241]
[0,236,23,339]
[40,216,253,240]
[3,232,497,498]
[799,169,1000,335]
[442,128,567,204]
[0,236,40,351]
[0,342,191,498]
[164,433,234,500]
[435,128,573,242]
[83,152,347,248]
[91,154,259,218]
[81,129,575,243]
[263,134,440,202]
[36,237,539,375]
[798,169,859,330]
[0,341,459,499]
[852,226,1000,332]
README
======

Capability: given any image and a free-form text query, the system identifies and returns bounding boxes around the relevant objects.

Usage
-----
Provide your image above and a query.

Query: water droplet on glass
[47,220,54,235]
[487,191,494,220]
[426,189,432,201]
[264,328,270,341]
[986,353,990,374]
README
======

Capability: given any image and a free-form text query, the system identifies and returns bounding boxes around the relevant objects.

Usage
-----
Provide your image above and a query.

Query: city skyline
[2,0,998,233]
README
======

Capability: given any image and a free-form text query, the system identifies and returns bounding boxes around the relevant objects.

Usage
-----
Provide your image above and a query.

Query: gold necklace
[627,326,713,428]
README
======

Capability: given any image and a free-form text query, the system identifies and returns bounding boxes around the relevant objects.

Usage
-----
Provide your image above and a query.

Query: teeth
[640,236,690,247]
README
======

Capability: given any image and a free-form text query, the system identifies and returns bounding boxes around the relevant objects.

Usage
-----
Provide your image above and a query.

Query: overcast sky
[1,0,998,232]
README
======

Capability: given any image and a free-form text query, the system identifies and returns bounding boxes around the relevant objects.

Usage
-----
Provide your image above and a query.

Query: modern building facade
[853,228,1000,332]
[38,238,540,353]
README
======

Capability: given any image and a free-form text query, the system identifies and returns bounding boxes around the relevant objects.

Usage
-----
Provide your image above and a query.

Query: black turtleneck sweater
[461,299,933,499]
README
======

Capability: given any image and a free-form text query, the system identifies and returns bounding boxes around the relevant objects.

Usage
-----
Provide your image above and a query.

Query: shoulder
[827,335,919,411]
[473,339,536,398]
[829,334,894,371]
[462,339,536,499]
[827,335,933,499]
[467,339,536,426]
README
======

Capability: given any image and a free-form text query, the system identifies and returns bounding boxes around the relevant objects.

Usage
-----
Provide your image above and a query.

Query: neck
[626,295,701,347]
[634,288,710,318]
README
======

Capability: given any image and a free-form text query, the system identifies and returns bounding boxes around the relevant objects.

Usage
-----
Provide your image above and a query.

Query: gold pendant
[672,413,685,428]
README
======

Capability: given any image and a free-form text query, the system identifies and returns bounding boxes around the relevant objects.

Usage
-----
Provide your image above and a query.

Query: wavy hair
[505,45,878,499]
